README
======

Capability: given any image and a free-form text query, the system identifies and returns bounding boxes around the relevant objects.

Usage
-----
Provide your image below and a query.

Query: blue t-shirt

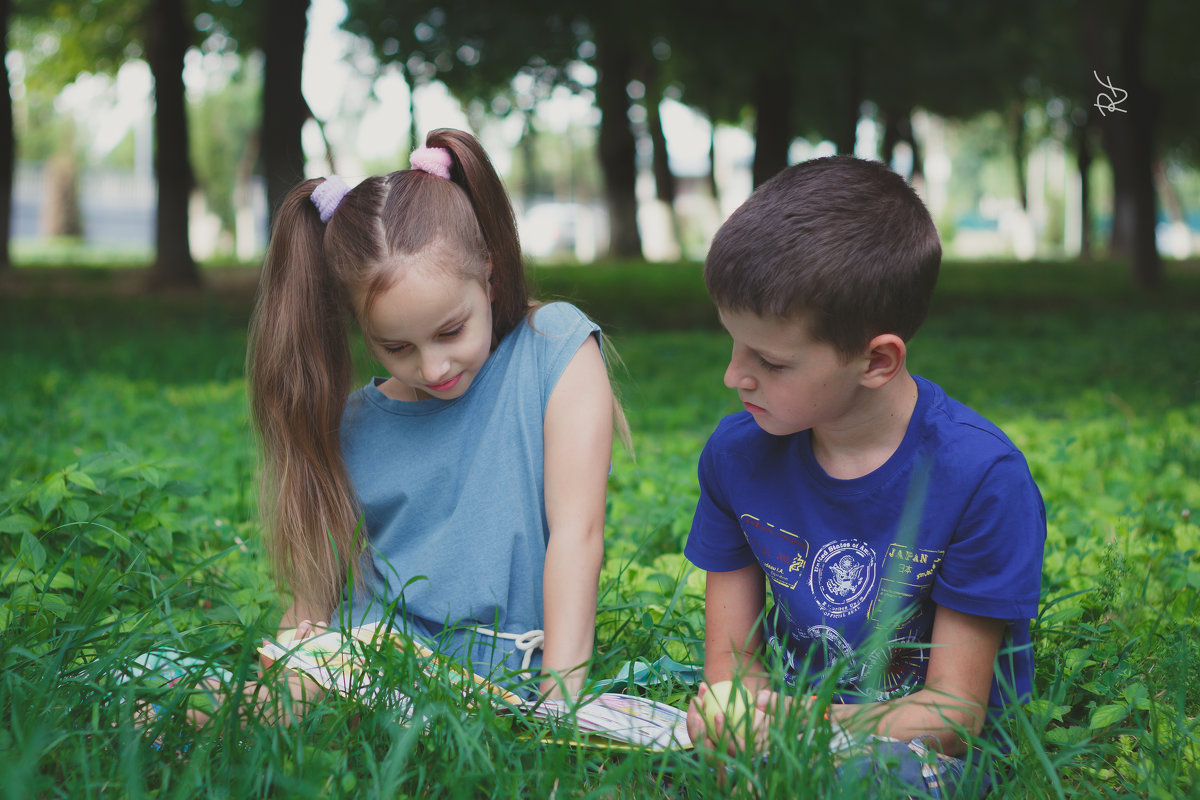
[685,376,1046,718]
[339,302,601,678]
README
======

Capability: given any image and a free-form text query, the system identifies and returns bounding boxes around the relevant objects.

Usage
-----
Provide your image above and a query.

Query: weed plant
[1,260,1198,797]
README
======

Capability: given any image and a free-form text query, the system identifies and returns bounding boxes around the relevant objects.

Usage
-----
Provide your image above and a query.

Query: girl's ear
[860,333,907,388]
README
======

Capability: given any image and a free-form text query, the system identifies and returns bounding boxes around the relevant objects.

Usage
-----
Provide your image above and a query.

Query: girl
[247,128,622,699]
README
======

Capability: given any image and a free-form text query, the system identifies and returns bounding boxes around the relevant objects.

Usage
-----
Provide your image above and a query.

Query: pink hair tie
[410,146,453,180]
[311,175,350,223]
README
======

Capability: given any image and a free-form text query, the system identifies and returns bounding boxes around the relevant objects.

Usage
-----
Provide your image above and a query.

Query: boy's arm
[687,563,769,748]
[541,335,612,698]
[831,604,1005,755]
[702,564,769,686]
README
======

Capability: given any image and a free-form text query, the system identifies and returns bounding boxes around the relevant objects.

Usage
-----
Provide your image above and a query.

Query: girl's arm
[541,335,612,698]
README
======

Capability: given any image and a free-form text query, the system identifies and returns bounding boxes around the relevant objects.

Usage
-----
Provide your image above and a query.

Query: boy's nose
[723,358,755,391]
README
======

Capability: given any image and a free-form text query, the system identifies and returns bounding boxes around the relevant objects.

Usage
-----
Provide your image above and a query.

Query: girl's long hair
[246,129,529,617]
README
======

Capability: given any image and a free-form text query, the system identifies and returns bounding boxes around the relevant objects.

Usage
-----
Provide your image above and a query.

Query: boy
[684,156,1045,794]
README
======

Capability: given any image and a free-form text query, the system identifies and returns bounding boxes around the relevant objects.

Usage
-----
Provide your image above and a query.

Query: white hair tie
[311,175,350,223]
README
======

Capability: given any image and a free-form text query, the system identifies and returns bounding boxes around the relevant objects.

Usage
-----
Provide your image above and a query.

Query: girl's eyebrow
[373,307,470,344]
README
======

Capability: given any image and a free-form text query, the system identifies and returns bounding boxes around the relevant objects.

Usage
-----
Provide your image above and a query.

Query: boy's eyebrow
[747,344,791,363]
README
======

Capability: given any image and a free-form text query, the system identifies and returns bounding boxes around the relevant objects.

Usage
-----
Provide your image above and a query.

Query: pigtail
[422,128,635,458]
[426,128,529,339]
[247,180,363,618]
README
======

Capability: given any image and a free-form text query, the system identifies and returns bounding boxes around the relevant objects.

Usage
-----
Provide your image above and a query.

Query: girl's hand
[260,619,328,671]
[293,619,329,641]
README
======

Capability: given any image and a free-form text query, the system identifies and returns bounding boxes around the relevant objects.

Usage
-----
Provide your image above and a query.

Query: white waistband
[468,627,545,671]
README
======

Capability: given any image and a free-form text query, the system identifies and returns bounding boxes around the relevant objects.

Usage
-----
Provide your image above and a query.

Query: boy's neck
[810,371,919,480]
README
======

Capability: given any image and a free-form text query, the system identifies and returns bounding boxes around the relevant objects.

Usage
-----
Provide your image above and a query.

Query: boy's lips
[743,400,765,414]
[428,374,462,392]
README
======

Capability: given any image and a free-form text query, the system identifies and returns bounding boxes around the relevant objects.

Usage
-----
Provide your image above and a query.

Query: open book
[258,622,692,751]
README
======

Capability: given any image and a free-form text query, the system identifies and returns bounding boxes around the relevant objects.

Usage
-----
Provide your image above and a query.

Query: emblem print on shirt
[739,513,810,590]
[810,539,878,619]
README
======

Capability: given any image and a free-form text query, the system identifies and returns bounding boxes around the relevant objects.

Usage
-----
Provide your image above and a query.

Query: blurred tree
[665,0,801,188]
[589,7,641,257]
[342,0,651,258]
[39,149,81,237]
[0,0,12,274]
[11,0,291,276]
[1032,0,1194,289]
[189,61,260,246]
[15,0,199,285]
[1085,0,1160,288]
[261,0,309,228]
[144,0,197,287]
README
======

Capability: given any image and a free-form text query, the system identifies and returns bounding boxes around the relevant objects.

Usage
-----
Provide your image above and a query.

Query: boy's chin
[748,415,801,437]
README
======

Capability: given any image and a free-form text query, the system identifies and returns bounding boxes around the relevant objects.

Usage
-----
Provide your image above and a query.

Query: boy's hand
[686,683,771,756]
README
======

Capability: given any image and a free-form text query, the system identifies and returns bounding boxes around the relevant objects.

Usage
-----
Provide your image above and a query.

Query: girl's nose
[419,350,450,383]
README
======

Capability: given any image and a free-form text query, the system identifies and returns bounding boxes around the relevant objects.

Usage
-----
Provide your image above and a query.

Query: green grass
[1,259,1198,797]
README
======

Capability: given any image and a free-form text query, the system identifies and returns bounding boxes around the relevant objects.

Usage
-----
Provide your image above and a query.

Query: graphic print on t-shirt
[809,539,879,619]
[738,513,810,590]
[867,542,945,623]
[738,511,948,699]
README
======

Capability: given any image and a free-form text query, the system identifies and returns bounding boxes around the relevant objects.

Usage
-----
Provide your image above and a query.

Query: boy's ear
[860,333,907,388]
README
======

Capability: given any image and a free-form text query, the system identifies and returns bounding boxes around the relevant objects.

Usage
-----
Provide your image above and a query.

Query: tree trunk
[881,109,901,167]
[595,29,642,259]
[1154,160,1184,224]
[707,126,719,201]
[643,63,683,256]
[751,69,792,188]
[406,63,420,154]
[146,0,199,288]
[1081,0,1161,288]
[263,0,310,231]
[0,0,12,274]
[1011,101,1028,211]
[835,43,863,156]
[40,151,82,237]
[1075,120,1093,260]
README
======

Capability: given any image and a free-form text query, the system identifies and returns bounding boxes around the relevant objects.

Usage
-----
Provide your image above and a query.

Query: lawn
[1,259,1198,797]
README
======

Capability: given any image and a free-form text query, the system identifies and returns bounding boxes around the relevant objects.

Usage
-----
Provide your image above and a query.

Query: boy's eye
[758,356,784,372]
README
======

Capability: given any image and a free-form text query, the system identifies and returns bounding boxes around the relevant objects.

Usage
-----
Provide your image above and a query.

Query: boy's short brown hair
[704,156,942,362]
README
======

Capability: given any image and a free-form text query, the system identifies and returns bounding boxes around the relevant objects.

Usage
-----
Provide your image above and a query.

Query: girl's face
[364,253,494,402]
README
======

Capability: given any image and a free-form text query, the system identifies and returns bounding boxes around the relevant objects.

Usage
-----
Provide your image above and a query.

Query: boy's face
[718,308,866,437]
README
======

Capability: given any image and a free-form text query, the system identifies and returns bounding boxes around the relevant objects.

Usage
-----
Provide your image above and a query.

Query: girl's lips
[428,374,462,393]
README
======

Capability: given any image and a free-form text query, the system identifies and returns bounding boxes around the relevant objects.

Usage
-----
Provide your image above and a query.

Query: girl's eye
[383,343,411,355]
[439,325,464,339]
[758,356,783,372]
